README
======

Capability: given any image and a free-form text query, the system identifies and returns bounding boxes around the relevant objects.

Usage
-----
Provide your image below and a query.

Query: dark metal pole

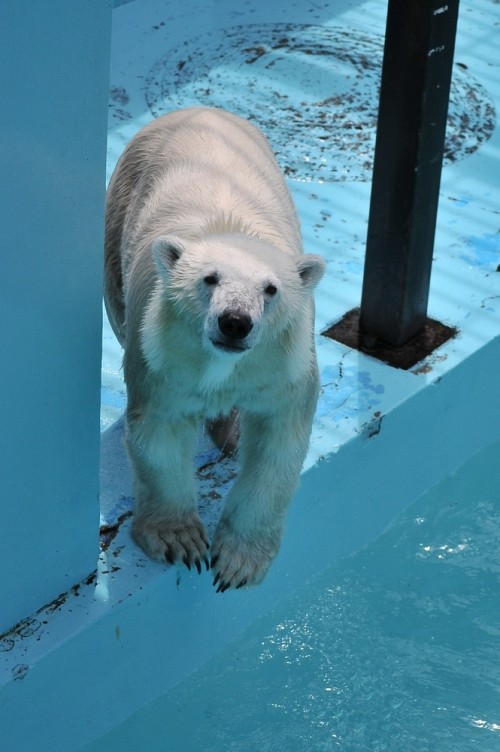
[360,0,460,348]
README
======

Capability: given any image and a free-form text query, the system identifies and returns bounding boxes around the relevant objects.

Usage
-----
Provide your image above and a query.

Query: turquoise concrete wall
[0,1,112,633]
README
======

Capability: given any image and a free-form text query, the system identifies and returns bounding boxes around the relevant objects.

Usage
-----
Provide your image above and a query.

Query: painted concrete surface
[1,0,499,749]
[0,0,111,635]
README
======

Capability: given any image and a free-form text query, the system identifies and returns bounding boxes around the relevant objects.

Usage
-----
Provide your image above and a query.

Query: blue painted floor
[102,0,500,444]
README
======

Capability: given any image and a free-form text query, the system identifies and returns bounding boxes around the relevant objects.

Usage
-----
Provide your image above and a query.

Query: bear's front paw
[210,519,280,592]
[132,509,210,574]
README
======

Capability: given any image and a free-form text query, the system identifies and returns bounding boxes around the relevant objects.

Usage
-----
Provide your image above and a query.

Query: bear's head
[151,233,325,357]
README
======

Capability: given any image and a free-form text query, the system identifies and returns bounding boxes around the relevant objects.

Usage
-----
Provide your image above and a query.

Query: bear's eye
[203,274,219,286]
[264,283,278,297]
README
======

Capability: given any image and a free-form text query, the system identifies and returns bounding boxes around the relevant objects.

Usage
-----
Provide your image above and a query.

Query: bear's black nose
[218,311,253,340]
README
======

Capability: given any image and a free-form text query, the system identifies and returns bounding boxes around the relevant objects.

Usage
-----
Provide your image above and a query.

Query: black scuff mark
[100,511,134,552]
[0,569,98,648]
[12,664,29,681]
[362,411,383,439]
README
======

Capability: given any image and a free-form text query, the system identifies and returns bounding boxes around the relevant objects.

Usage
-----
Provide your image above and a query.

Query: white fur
[104,108,325,589]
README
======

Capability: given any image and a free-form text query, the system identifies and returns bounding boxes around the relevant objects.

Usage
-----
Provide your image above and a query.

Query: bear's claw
[195,556,210,574]
[209,520,280,591]
[132,509,210,572]
[213,572,245,592]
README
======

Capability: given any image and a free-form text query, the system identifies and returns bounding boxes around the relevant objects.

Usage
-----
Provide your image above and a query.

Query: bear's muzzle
[210,310,254,353]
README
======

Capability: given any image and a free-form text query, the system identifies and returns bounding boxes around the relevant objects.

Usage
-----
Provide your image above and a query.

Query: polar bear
[104,107,324,591]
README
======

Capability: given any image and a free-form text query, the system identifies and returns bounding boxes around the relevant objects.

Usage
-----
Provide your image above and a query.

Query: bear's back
[117,108,301,254]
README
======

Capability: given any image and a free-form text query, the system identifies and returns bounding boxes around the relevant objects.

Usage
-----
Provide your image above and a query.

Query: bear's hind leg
[206,408,240,456]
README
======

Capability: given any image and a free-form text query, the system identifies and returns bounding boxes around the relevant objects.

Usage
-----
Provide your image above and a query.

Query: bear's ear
[297,254,325,292]
[151,236,184,277]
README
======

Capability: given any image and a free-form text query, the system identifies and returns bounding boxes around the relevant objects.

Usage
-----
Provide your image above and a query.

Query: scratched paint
[317,365,385,421]
[138,23,495,183]
[462,233,500,269]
